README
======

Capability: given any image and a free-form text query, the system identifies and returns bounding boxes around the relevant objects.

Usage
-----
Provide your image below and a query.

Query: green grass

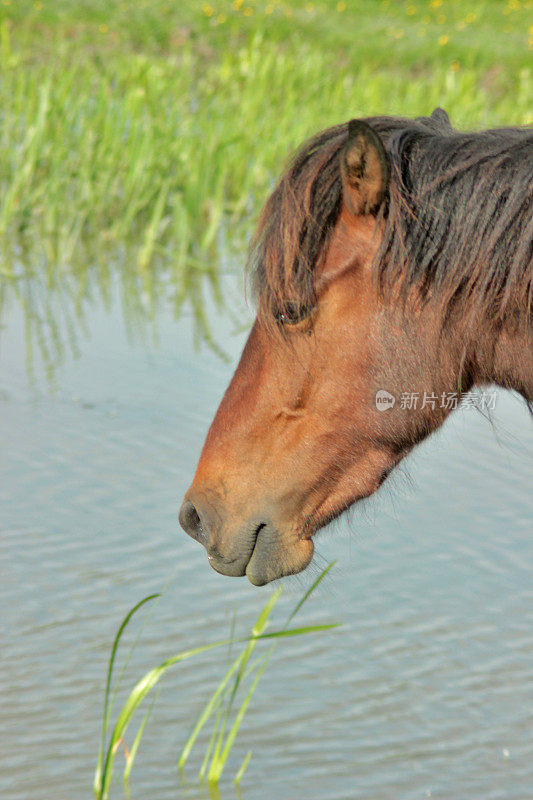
[0,0,531,364]
[93,563,339,799]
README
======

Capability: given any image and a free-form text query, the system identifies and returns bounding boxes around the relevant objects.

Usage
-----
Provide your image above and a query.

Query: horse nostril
[179,499,206,545]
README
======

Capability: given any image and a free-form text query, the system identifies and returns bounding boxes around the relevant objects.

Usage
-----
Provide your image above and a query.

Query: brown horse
[179,109,532,586]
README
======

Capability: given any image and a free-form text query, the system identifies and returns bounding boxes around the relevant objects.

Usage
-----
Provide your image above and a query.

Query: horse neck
[469,314,533,402]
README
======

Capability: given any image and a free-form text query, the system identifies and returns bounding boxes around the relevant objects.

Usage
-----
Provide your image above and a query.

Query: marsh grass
[93,563,338,799]
[1,1,531,271]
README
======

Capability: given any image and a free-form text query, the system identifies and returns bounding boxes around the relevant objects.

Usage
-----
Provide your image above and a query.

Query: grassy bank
[0,1,531,366]
[1,1,531,267]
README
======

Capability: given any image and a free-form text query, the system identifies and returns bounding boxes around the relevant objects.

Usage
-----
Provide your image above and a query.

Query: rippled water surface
[1,279,532,800]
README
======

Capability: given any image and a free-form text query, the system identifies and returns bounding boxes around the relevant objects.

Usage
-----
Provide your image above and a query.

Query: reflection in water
[0,234,243,382]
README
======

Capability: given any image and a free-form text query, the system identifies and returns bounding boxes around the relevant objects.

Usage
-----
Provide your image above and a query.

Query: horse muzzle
[179,493,314,586]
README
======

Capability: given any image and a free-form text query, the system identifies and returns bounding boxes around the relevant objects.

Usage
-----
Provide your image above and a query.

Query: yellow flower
[407,5,416,15]
[438,34,449,45]
[430,0,442,7]
[233,0,243,9]
[337,1,346,10]
[34,0,42,8]
[217,13,226,23]
[450,60,459,71]
[99,23,108,33]
[202,3,214,16]
[243,5,253,15]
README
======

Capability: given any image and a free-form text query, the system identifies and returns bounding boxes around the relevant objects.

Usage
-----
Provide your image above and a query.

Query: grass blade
[177,655,241,770]
[100,633,283,797]
[94,593,160,797]
[234,750,252,787]
[199,702,224,783]
[252,624,340,640]
[208,646,275,783]
[179,650,265,773]
[122,691,158,789]
[285,561,337,628]
[97,570,339,796]
[137,179,170,271]
[100,638,236,798]
[208,589,282,776]
[207,567,338,785]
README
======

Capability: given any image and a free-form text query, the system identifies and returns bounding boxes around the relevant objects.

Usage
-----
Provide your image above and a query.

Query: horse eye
[275,302,310,326]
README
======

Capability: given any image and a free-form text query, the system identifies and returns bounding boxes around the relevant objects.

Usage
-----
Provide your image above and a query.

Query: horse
[179,108,533,586]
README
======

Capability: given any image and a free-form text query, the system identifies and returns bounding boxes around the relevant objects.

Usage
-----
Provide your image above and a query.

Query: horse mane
[248,110,533,333]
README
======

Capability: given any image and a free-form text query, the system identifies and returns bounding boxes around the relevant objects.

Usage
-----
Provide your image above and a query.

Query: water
[1,271,532,800]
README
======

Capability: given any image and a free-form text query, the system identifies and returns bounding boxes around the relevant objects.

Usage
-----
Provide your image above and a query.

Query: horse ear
[341,120,390,216]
